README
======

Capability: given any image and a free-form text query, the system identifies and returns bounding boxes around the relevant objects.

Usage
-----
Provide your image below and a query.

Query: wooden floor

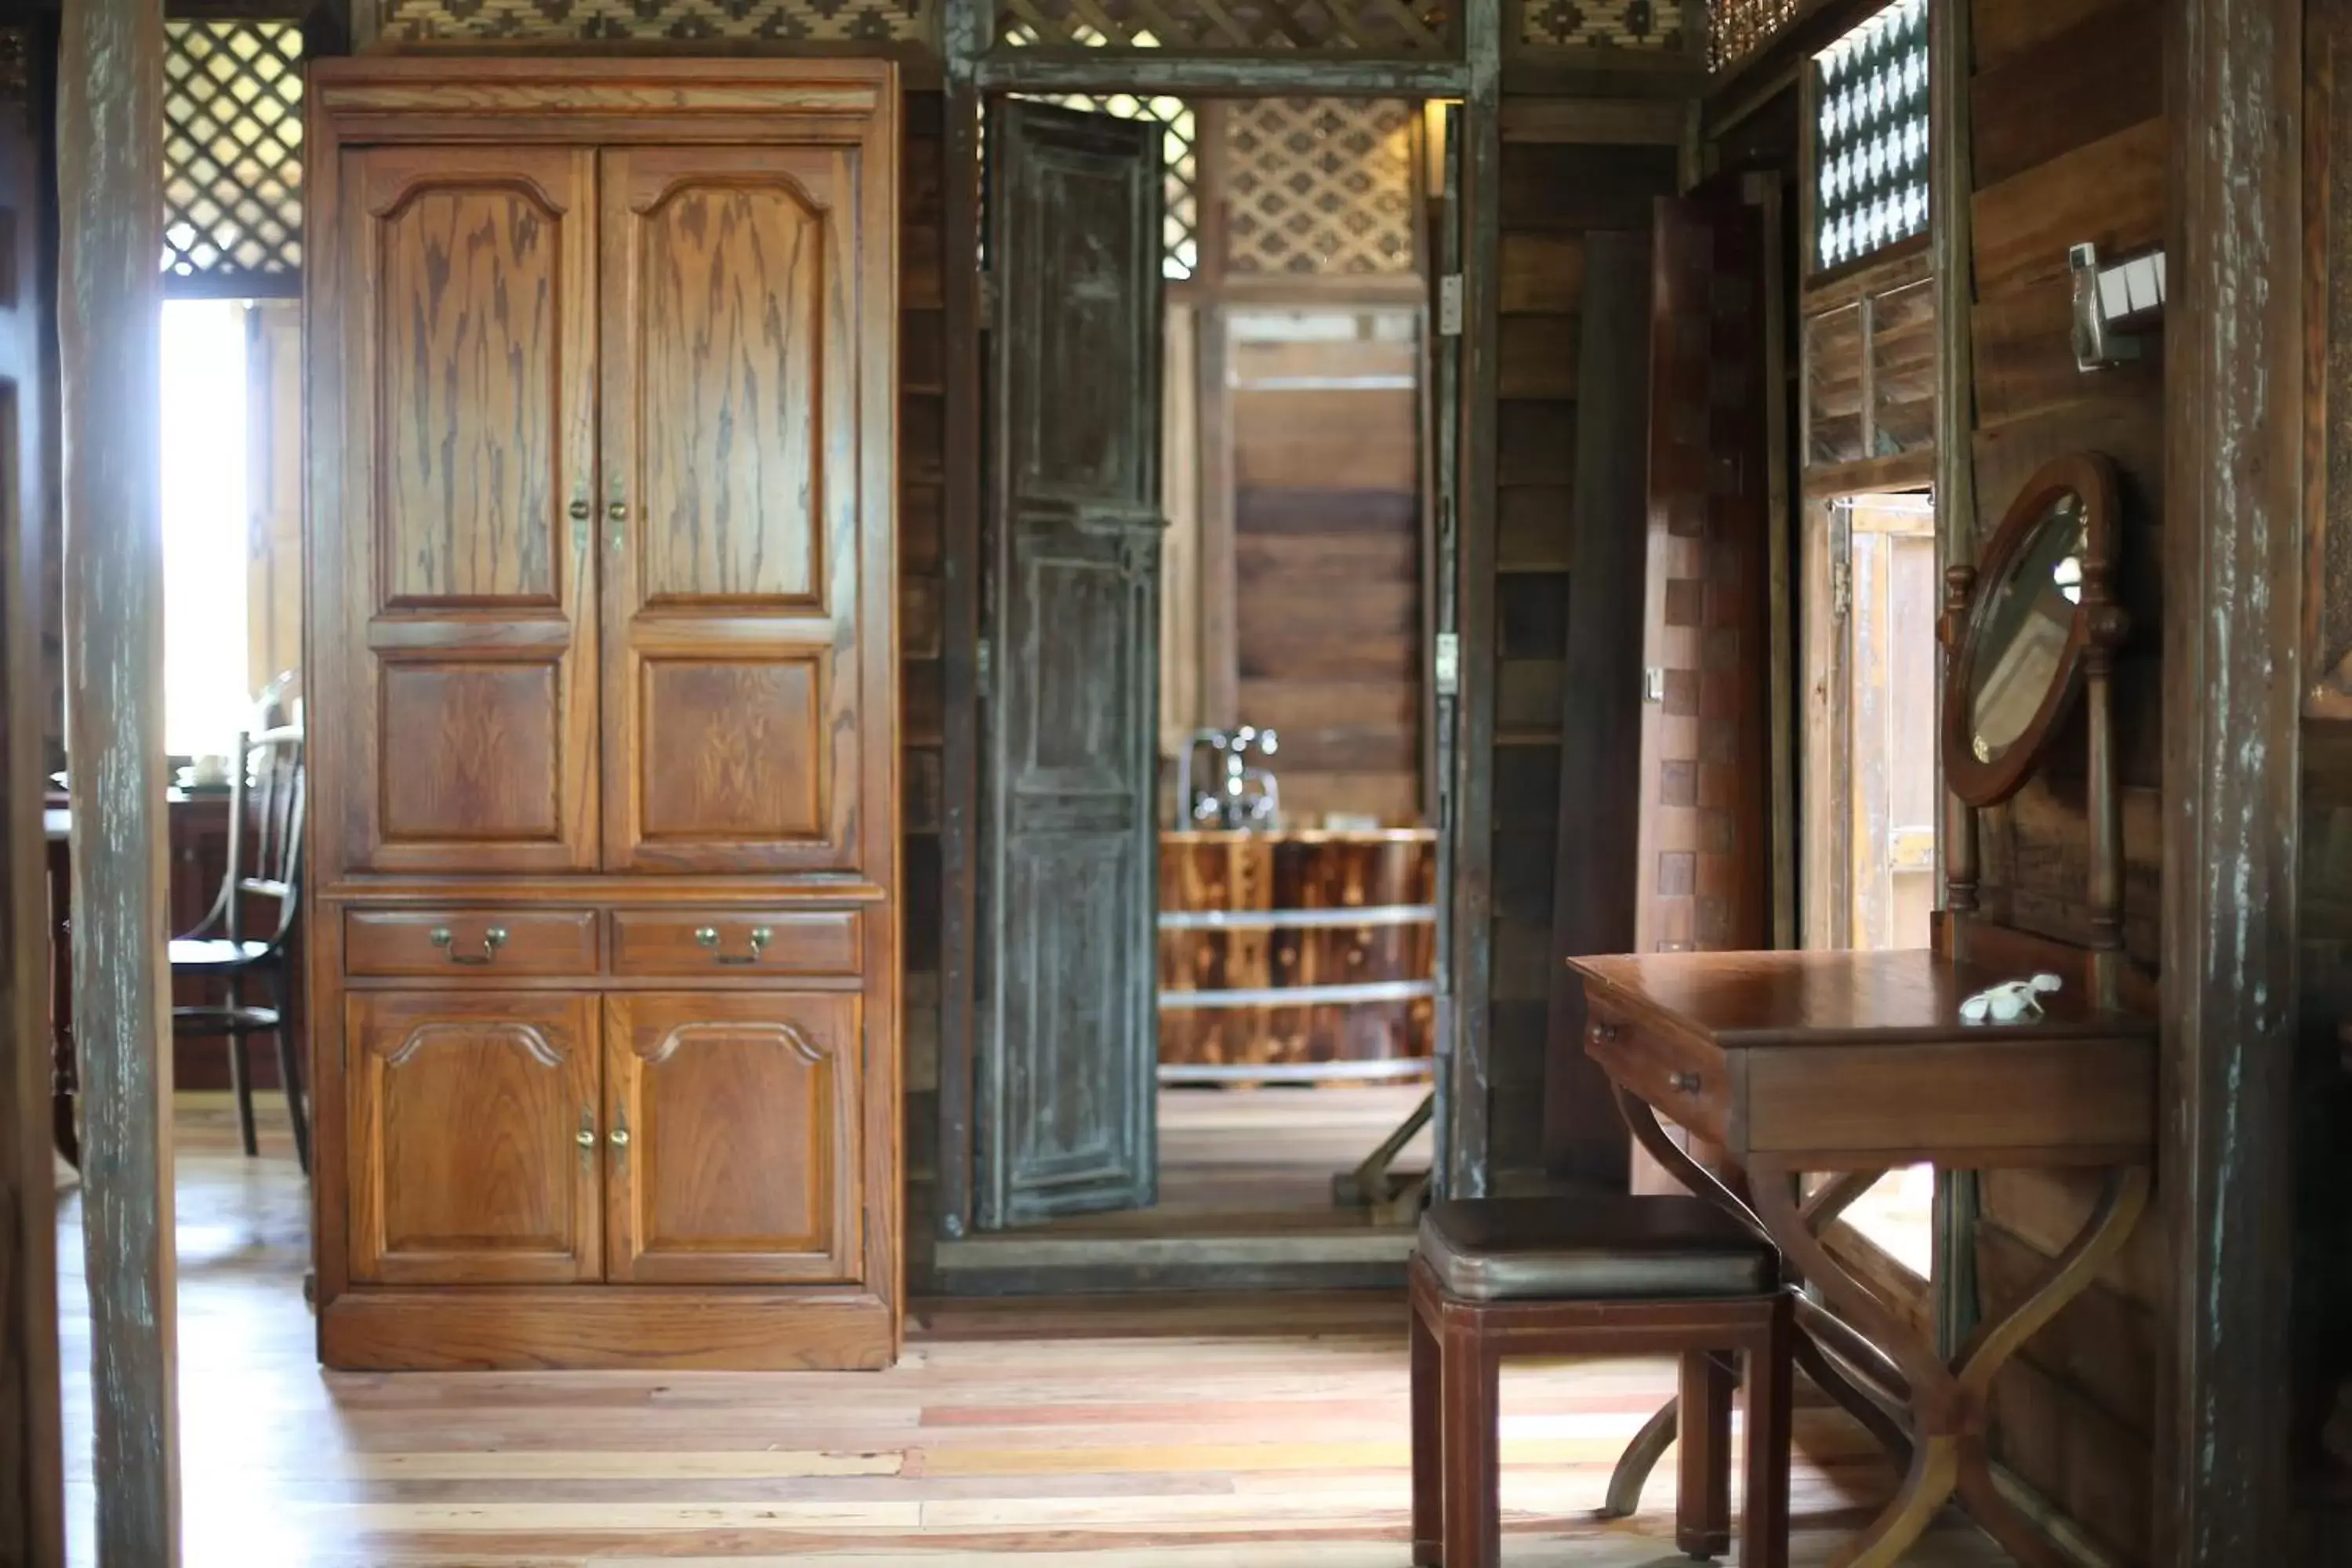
[53,1098,2012,1566]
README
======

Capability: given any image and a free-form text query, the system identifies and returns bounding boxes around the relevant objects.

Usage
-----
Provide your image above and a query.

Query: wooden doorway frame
[931,0,1501,1236]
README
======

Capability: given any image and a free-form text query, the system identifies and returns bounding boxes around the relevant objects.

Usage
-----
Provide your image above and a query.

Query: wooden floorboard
[52,1098,2013,1565]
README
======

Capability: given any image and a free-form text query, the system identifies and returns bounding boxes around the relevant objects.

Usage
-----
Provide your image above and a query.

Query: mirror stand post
[2084,563,2132,1010]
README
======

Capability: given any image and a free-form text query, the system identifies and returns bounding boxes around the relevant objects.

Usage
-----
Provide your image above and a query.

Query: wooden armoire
[302,60,902,1370]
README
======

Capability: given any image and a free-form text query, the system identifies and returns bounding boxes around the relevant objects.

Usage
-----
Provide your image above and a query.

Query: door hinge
[1644,666,1665,703]
[1433,632,1461,696]
[1831,555,1853,622]
[976,639,993,700]
[1438,274,1464,338]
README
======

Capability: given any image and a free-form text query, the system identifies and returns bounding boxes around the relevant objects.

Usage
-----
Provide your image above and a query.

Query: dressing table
[1568,453,2157,1568]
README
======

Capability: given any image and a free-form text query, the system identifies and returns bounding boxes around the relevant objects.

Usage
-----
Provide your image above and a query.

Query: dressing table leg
[1749,1160,2151,1568]
[1600,1399,1677,1519]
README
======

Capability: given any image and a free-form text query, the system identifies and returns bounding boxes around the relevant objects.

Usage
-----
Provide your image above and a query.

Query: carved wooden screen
[995,0,1451,54]
[377,0,929,42]
[162,20,303,296]
[1223,98,1415,276]
[1810,0,1928,271]
[1520,0,1688,52]
[1708,0,1797,71]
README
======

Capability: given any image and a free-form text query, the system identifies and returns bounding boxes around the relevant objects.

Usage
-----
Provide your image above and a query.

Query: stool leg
[1740,1305,1794,1568]
[1440,1328,1500,1568]
[1677,1350,1734,1560]
[1410,1298,1442,1566]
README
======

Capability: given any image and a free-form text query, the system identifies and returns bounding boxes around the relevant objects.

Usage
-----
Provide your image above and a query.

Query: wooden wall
[900,90,946,1286]
[1962,0,2166,1555]
[1485,132,1677,1186]
[1230,318,1423,826]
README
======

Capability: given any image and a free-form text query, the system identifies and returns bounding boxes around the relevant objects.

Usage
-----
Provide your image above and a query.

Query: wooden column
[58,0,180,1555]
[2158,0,2302,1560]
[0,26,64,1556]
[1444,0,1501,1198]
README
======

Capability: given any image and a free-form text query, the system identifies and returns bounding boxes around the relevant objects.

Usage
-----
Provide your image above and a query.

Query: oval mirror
[1943,452,2119,807]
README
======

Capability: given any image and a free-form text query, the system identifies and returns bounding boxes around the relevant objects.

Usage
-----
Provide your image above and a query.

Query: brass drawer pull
[1668,1071,1702,1094]
[430,925,507,965]
[1589,1023,1620,1046]
[575,1109,597,1150]
[695,925,773,965]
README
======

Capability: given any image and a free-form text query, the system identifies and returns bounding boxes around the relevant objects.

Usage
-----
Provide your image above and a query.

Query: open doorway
[952,92,1447,1283]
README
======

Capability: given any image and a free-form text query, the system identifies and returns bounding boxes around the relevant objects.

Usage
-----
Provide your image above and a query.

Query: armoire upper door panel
[336,146,600,874]
[600,146,865,874]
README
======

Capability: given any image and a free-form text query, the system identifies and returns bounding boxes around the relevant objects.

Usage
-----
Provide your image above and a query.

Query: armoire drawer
[344,908,601,978]
[609,909,864,978]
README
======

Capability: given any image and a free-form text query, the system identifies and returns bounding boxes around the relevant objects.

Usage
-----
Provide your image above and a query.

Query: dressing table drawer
[344,908,601,977]
[1584,1004,1731,1145]
[610,909,865,978]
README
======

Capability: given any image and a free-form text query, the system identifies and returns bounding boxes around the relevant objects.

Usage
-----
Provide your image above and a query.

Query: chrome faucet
[1175,727,1280,830]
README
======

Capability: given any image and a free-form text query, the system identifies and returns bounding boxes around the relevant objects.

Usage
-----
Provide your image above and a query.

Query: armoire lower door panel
[597,144,875,875]
[603,992,863,1285]
[346,991,602,1285]
[329,144,601,876]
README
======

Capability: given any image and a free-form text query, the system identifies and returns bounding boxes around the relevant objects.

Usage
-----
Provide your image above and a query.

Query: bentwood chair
[169,724,309,1174]
[1408,1196,1793,1567]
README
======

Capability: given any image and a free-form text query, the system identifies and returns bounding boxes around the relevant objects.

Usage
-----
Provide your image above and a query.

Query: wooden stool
[1408,1196,1792,1567]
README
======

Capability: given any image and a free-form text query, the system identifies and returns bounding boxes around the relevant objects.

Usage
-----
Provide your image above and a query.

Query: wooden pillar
[57,0,180,1555]
[0,23,64,1557]
[2158,0,2303,1560]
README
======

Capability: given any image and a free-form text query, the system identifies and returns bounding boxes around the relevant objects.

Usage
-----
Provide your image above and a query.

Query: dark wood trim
[1445,0,1498,1196]
[1926,0,1979,1359]
[58,0,180,1552]
[972,52,1472,96]
[1799,450,1936,500]
[1798,241,1931,315]
[935,0,982,1240]
[2158,0,2304,1561]
[1756,169,1794,952]
[1496,96,1685,145]
[0,34,63,1551]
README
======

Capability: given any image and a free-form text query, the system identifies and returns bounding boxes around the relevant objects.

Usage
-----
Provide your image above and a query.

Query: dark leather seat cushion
[1417,1196,1778,1302]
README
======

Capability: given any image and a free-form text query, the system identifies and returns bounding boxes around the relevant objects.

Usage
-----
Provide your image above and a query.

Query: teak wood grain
[306,60,903,1373]
[604,992,863,1285]
[343,907,601,978]
[345,991,603,1287]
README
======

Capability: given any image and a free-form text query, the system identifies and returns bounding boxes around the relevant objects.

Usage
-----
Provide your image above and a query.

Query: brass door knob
[609,1127,630,1148]
[575,1127,596,1149]
[1668,1071,1702,1094]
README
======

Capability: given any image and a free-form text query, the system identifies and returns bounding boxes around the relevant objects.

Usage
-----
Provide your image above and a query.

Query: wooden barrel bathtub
[1156,829,1436,1083]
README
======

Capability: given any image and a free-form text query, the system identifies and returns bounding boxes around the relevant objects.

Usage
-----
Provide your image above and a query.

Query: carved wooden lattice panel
[163,20,303,296]
[1225,98,1414,276]
[379,0,927,43]
[1708,0,1797,71]
[1020,95,1199,278]
[1811,0,1927,270]
[1521,0,1686,52]
[995,0,1449,54]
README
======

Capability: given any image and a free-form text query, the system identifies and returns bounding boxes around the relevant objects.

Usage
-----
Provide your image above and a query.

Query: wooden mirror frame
[1941,451,2123,808]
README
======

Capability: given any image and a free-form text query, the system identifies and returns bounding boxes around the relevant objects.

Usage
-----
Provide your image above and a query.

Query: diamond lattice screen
[163,20,303,296]
[1812,0,1928,271]
[994,0,1448,55]
[1021,95,1200,279]
[1521,0,1686,51]
[1225,98,1414,276]
[1708,0,1797,71]
[379,0,927,42]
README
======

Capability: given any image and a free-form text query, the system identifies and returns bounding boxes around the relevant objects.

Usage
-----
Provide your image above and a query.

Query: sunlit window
[161,299,250,757]
[1812,0,1929,272]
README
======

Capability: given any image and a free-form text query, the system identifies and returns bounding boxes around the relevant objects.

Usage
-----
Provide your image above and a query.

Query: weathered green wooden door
[978,100,1164,1229]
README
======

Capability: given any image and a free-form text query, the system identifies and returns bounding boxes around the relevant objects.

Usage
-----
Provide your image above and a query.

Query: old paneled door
[1632,191,1770,960]
[977,100,1164,1229]
[1843,495,1937,950]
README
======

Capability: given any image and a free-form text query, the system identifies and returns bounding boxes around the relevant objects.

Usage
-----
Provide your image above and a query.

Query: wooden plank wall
[1230,325,1424,826]
[900,91,947,1285]
[1486,132,1676,1185]
[1962,0,2165,1556]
